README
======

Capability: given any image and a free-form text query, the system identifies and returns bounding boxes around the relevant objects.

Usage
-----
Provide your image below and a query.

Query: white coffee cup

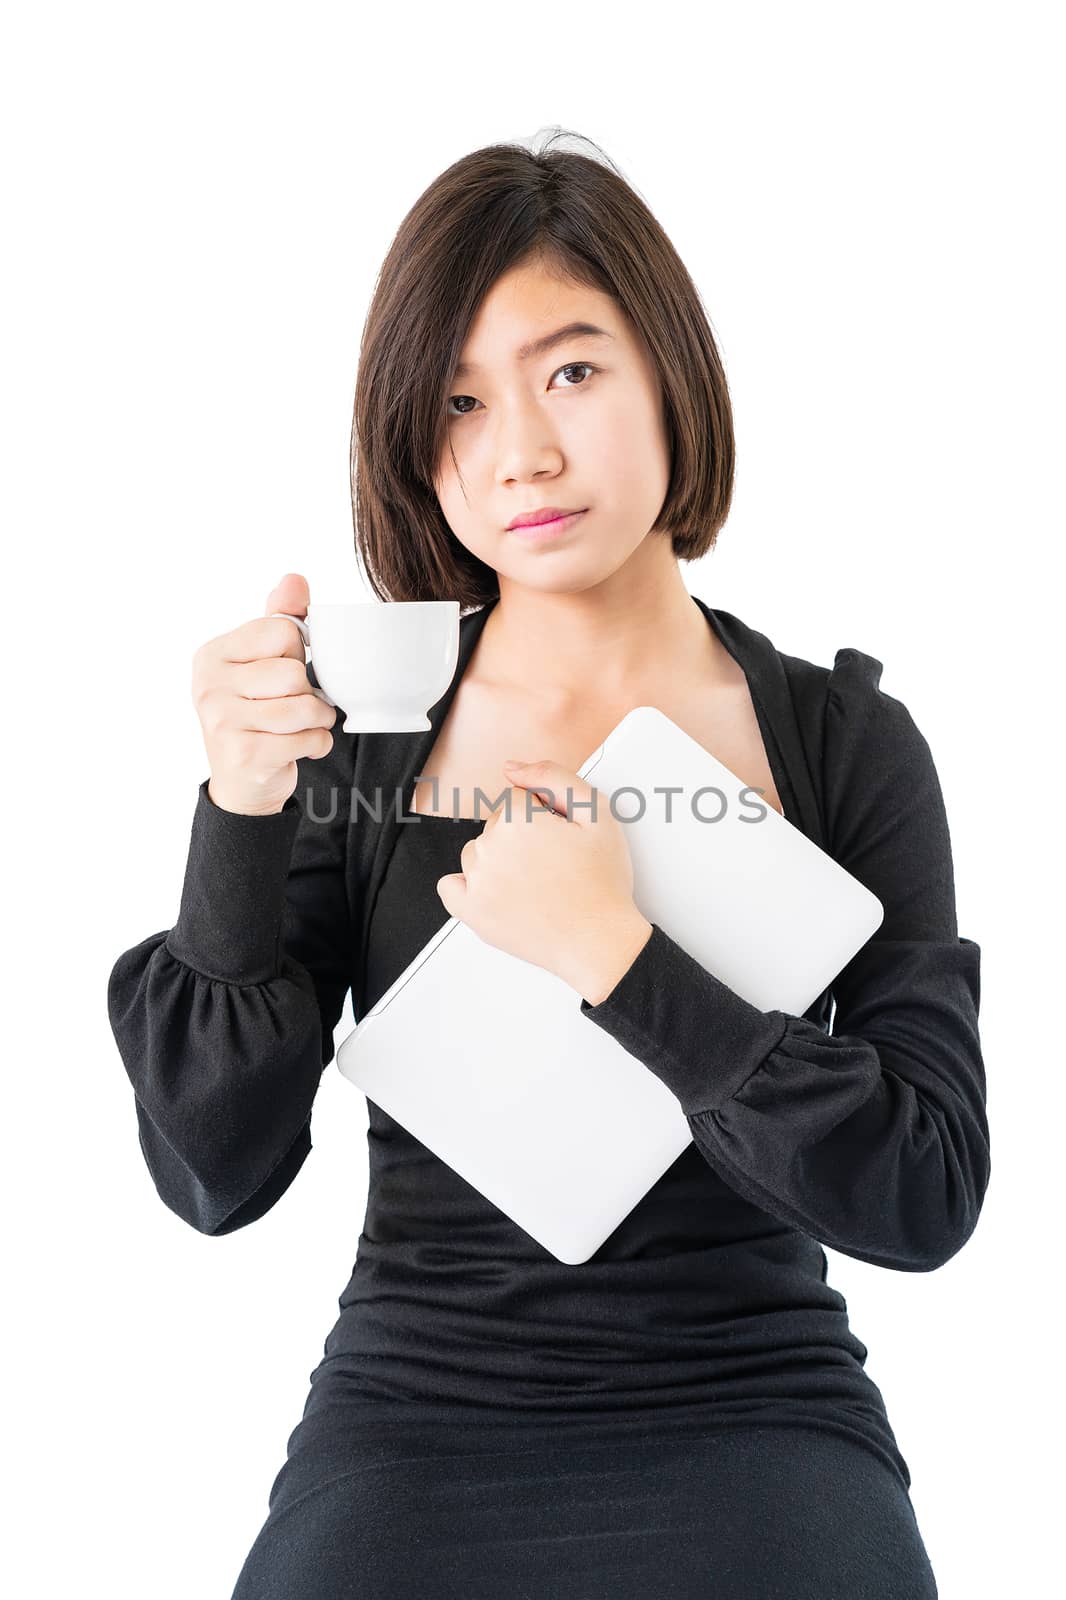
[270,600,460,734]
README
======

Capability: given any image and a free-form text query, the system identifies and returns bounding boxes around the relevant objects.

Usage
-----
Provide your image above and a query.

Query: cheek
[435,481,498,563]
[584,385,651,454]
[433,463,468,527]
[581,408,663,511]
[432,456,454,508]
[435,449,488,530]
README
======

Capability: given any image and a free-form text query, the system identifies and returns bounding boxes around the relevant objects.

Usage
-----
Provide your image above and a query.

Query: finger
[502,760,595,822]
[220,615,308,665]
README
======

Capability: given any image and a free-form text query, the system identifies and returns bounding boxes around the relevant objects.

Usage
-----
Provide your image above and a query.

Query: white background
[4,3,1061,1596]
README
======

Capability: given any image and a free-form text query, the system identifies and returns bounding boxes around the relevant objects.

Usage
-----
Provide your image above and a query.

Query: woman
[108,133,988,1597]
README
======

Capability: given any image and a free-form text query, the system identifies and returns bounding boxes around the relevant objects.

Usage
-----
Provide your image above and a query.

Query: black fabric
[230,1411,938,1598]
[107,596,985,1593]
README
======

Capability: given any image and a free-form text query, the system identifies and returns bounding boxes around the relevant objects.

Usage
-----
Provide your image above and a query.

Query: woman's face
[433,258,673,596]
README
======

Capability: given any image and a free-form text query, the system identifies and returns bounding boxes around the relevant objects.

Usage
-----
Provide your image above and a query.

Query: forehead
[453,263,626,378]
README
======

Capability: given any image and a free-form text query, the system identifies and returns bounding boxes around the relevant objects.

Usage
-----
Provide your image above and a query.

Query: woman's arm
[107,726,356,1236]
[579,648,988,1273]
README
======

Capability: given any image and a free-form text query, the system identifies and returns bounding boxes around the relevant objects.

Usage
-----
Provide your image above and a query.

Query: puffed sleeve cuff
[165,778,303,985]
[579,921,791,1116]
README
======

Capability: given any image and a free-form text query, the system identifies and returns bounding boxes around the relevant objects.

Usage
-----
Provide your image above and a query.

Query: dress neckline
[352,595,826,1012]
[400,592,799,828]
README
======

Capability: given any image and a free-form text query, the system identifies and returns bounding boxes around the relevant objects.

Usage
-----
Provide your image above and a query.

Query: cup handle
[269,612,338,710]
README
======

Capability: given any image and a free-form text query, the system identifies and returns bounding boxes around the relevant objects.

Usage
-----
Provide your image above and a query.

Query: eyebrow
[453,321,615,379]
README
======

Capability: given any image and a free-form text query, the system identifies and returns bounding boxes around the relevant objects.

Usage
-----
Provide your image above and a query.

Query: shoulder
[777,640,902,718]
[818,645,935,792]
[757,621,923,771]
[705,601,924,789]
[775,638,946,873]
[815,648,954,932]
[711,604,929,760]
[774,636,928,762]
[704,606,957,930]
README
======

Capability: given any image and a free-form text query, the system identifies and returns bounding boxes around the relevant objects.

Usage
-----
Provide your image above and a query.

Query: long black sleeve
[579,647,989,1273]
[107,720,356,1236]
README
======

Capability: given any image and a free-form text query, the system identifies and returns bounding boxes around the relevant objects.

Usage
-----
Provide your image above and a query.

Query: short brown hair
[350,128,735,611]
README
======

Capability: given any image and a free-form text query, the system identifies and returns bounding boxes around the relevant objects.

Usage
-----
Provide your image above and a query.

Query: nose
[491,397,564,486]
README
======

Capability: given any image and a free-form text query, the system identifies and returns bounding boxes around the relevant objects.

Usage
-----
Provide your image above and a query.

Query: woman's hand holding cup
[192,573,339,817]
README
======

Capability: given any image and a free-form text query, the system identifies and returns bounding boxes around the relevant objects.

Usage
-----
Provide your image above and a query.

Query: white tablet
[336,707,882,1264]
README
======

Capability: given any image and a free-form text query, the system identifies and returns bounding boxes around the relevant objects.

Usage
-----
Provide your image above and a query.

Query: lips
[508,509,586,541]
[506,505,586,530]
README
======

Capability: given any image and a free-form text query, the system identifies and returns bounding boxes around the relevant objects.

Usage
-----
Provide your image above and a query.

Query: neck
[476,550,717,700]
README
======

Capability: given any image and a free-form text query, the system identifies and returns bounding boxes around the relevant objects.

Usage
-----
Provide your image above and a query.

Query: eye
[550,361,597,390]
[445,361,599,418]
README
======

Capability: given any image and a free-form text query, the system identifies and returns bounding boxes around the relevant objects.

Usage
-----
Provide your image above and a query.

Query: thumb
[264,571,311,619]
[436,872,466,917]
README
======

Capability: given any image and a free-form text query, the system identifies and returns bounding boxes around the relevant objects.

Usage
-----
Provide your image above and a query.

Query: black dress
[107,596,988,1598]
